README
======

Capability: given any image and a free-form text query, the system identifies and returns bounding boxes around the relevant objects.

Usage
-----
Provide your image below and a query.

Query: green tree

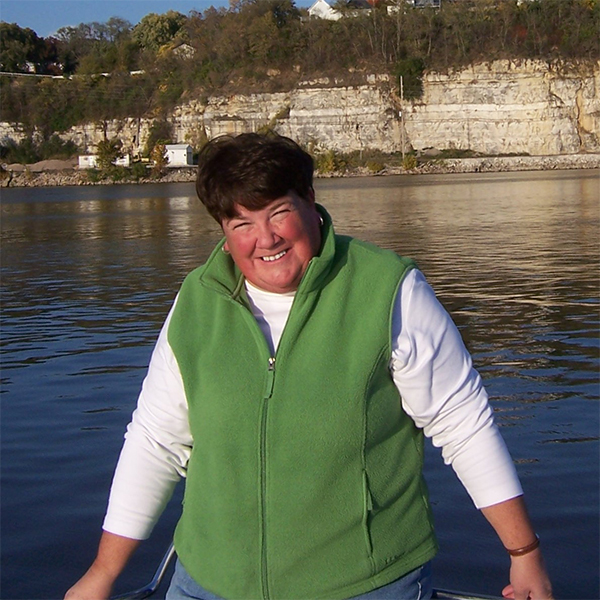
[132,11,187,52]
[28,78,82,137]
[96,138,123,170]
[36,37,61,74]
[55,23,96,73]
[0,23,45,72]
[150,143,168,176]
[98,17,132,43]
[55,18,135,74]
[143,119,173,156]
[395,57,424,100]
[246,0,301,66]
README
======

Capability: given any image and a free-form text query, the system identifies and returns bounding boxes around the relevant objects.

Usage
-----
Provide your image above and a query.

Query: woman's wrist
[505,533,540,557]
[88,559,121,584]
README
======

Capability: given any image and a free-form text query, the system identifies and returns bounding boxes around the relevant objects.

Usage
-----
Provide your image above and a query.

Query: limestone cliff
[405,60,600,156]
[1,60,598,157]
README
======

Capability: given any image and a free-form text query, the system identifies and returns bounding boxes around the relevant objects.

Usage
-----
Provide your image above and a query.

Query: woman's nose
[256,222,279,248]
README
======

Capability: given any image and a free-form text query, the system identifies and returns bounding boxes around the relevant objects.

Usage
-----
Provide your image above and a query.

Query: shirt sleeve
[103,301,193,540]
[390,269,523,509]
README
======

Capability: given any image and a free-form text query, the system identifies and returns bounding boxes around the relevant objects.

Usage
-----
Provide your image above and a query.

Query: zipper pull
[265,357,276,399]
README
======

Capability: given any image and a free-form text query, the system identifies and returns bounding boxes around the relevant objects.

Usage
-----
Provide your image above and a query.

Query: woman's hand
[64,563,115,600]
[480,497,553,600]
[64,532,140,600]
[501,548,553,600]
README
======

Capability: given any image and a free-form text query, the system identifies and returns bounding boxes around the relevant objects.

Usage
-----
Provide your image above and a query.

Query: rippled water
[1,171,598,599]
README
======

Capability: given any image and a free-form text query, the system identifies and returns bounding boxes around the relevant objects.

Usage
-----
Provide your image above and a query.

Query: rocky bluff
[2,59,599,157]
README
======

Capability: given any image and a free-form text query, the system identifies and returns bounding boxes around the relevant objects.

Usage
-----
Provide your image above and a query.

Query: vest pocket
[362,470,376,572]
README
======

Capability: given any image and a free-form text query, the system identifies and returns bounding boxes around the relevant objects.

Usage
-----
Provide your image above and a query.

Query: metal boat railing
[110,543,176,600]
[110,542,501,600]
[433,591,502,600]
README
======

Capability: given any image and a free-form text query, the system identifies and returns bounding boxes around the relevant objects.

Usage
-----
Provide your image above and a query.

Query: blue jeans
[166,558,432,600]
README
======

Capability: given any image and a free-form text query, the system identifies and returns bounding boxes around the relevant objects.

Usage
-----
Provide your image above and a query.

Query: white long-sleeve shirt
[103,268,522,540]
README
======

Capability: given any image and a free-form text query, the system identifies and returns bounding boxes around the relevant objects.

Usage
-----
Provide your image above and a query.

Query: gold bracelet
[506,534,540,557]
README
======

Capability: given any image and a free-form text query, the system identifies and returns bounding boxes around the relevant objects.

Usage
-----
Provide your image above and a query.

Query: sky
[0,0,314,38]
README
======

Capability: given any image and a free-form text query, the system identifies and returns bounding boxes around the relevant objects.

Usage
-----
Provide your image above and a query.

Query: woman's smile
[261,250,287,262]
[221,191,321,294]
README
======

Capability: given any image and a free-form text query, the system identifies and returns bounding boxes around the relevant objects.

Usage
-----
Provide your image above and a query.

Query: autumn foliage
[1,0,597,144]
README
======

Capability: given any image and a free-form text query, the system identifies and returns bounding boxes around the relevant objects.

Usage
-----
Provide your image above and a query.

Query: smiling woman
[220,193,321,293]
[66,133,552,600]
[195,134,323,293]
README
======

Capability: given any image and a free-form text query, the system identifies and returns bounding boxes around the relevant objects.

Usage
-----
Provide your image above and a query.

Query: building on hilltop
[411,0,441,7]
[308,0,372,21]
[310,0,441,20]
[308,0,342,20]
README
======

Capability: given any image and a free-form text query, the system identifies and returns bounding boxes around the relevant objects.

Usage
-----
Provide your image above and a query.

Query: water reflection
[1,170,598,599]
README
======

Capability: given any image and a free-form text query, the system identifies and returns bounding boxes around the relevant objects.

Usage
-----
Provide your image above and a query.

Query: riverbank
[2,153,599,188]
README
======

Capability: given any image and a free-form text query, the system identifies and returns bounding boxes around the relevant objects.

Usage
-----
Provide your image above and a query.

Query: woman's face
[221,191,322,294]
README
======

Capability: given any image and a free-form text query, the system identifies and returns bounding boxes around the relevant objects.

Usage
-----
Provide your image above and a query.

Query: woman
[66,134,552,600]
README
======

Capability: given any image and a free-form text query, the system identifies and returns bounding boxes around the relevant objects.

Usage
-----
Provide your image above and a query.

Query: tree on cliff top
[1,0,598,151]
[55,18,137,74]
[0,23,55,73]
[132,11,187,52]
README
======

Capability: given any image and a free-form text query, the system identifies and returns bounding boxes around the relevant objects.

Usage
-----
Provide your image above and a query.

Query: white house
[165,144,193,167]
[411,0,441,7]
[308,0,342,21]
[78,155,131,169]
[388,0,441,10]
[78,155,98,169]
[308,0,373,20]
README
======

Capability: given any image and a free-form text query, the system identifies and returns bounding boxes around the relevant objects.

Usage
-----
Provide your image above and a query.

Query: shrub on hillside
[402,154,417,170]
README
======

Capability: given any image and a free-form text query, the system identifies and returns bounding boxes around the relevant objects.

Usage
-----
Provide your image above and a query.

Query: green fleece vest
[168,208,437,600]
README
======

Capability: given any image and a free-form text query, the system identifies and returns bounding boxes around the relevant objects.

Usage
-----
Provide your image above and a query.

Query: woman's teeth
[262,251,287,262]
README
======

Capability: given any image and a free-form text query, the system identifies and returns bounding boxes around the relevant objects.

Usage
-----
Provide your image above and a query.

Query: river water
[1,170,598,600]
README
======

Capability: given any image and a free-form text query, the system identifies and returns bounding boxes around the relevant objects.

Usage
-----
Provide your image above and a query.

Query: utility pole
[400,75,405,162]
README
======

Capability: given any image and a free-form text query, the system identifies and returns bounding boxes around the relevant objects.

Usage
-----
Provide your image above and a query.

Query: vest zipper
[260,356,275,599]
[265,357,276,398]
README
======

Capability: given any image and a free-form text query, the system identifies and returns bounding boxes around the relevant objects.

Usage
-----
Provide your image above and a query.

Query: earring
[221,246,230,254]
[319,215,324,226]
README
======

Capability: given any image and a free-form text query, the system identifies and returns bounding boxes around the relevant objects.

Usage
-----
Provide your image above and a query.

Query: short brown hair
[196,133,314,223]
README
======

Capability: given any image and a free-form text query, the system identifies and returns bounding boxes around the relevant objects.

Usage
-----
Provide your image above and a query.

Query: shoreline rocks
[1,154,599,189]
[386,153,600,175]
